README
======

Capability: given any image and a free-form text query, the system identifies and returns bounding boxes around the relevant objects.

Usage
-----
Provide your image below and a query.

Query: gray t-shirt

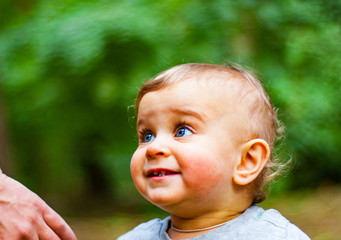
[117,205,310,240]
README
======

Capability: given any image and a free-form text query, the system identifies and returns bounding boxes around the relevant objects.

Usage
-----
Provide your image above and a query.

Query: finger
[43,206,77,240]
[36,220,61,240]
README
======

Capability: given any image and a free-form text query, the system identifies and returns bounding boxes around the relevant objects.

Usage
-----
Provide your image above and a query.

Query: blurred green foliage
[0,0,340,208]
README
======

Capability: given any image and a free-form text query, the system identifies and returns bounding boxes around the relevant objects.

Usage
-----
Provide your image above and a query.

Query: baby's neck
[168,209,244,240]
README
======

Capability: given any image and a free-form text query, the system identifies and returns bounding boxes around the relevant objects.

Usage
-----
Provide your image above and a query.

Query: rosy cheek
[130,160,137,179]
[181,155,225,190]
[130,159,146,197]
[130,151,143,180]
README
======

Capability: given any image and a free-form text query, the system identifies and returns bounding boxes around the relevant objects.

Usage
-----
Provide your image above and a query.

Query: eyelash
[175,121,193,132]
[138,128,152,142]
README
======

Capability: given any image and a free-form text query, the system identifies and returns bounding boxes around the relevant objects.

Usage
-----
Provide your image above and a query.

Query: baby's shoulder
[117,217,170,240]
[241,206,310,239]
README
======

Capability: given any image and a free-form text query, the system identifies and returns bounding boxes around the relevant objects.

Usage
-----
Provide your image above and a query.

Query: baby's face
[131,80,244,217]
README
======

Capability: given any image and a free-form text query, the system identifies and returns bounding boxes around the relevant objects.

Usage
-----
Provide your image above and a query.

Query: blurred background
[0,0,340,239]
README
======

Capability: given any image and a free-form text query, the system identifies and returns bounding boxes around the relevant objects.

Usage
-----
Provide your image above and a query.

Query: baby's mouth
[147,169,178,177]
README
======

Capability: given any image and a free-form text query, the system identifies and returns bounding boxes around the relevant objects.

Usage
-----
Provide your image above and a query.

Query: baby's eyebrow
[136,106,206,128]
[169,106,206,122]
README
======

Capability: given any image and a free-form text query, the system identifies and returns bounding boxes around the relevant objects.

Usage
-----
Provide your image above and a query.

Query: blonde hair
[135,63,285,204]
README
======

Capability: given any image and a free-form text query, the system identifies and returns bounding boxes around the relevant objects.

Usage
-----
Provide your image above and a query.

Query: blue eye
[175,127,192,138]
[143,132,155,143]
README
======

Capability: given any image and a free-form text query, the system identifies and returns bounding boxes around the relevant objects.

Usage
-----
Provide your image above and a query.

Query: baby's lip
[146,168,180,177]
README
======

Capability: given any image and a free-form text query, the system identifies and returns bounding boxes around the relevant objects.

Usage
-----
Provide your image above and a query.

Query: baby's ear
[233,139,270,186]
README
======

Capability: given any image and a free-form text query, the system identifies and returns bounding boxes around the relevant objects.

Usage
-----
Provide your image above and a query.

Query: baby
[118,63,310,240]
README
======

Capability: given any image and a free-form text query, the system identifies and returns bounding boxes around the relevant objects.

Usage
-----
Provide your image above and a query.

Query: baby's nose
[145,139,171,159]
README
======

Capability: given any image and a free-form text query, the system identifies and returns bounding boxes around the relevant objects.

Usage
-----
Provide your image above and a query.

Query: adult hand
[0,173,77,240]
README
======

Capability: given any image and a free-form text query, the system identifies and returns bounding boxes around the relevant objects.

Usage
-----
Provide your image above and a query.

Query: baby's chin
[142,194,189,213]
[145,193,180,207]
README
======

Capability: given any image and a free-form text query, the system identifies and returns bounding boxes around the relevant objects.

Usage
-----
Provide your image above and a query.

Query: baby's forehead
[152,76,251,116]
[136,65,260,118]
[138,79,241,123]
